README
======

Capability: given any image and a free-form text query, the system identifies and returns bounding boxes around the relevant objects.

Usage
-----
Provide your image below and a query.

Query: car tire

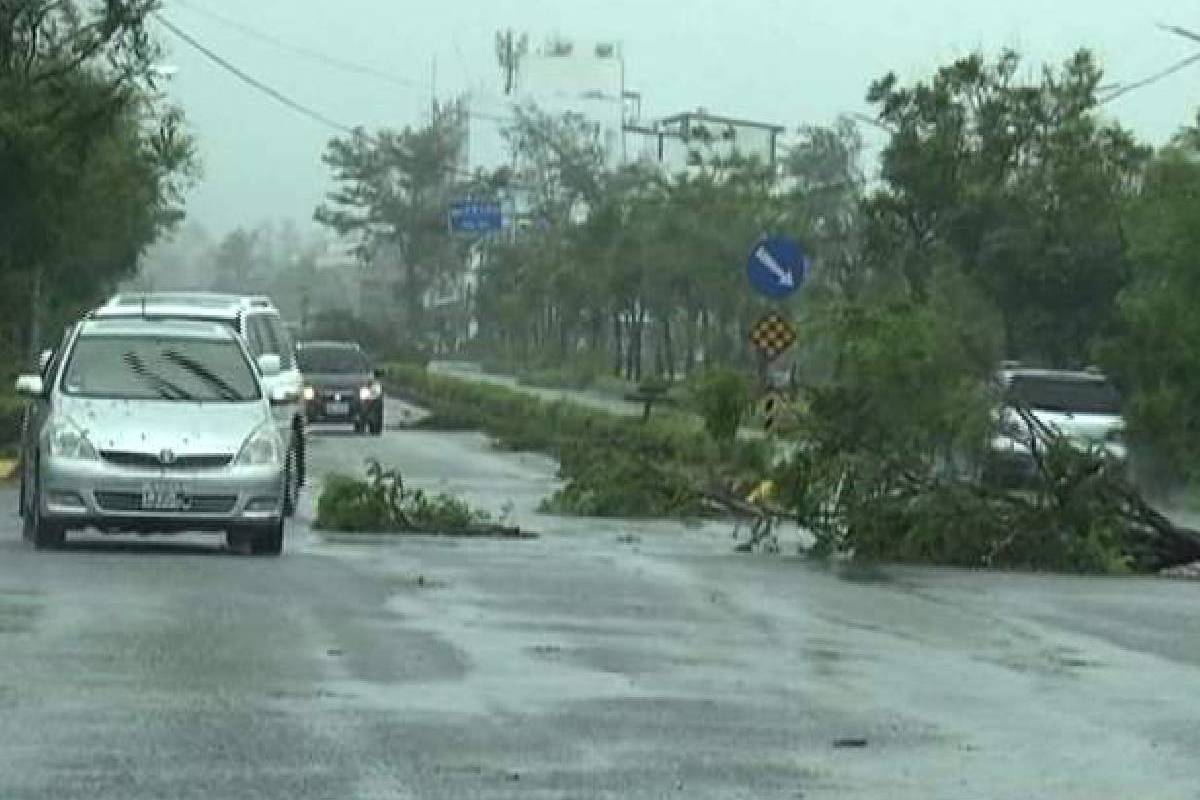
[225,528,248,552]
[250,519,284,556]
[24,472,65,550]
[353,420,366,434]
[282,444,299,518]
[368,415,383,436]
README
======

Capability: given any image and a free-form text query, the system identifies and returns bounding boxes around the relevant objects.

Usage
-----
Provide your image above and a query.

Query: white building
[627,109,785,173]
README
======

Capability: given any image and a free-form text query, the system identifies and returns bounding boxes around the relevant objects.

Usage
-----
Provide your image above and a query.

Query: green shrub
[540,445,705,518]
[0,395,27,456]
[691,369,750,444]
[383,364,738,519]
[517,359,604,391]
[316,459,493,534]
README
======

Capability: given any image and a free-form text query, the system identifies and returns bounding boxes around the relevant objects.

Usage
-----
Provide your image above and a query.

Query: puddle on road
[0,589,43,634]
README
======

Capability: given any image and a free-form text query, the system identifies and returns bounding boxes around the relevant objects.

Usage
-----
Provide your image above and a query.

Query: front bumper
[986,435,1128,486]
[304,393,382,424]
[40,456,284,531]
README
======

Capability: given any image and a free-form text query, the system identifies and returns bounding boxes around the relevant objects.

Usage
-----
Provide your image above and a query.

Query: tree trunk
[662,313,676,381]
[590,312,603,355]
[632,305,646,383]
[687,307,702,375]
[624,306,637,381]
[612,310,623,377]
[28,265,42,359]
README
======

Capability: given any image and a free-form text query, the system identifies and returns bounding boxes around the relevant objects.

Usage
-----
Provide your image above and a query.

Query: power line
[156,14,358,135]
[172,0,424,90]
[169,0,521,123]
[157,15,514,185]
[1159,23,1200,45]
[1100,49,1200,104]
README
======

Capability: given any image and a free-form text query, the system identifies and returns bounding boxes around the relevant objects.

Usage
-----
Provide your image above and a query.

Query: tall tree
[0,1,196,357]
[864,49,1149,364]
[1101,115,1200,487]
[315,101,477,339]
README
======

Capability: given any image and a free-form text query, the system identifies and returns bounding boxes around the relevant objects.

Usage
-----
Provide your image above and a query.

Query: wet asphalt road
[2,406,1200,798]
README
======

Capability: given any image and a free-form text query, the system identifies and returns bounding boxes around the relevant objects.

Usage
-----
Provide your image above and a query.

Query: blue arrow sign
[747,235,807,299]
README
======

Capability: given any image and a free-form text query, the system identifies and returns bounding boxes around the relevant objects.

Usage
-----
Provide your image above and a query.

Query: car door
[244,312,302,447]
[21,325,75,512]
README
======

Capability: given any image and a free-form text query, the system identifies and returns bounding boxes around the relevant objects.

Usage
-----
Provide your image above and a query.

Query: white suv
[94,293,306,514]
[988,366,1126,484]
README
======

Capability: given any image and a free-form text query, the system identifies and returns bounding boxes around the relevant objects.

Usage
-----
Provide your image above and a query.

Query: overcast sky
[154,0,1200,238]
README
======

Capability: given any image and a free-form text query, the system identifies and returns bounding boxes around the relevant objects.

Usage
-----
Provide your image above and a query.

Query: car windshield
[296,346,369,374]
[62,335,260,402]
[1008,375,1121,415]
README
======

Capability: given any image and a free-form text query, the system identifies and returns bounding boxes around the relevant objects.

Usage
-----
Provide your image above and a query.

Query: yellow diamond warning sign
[749,313,797,361]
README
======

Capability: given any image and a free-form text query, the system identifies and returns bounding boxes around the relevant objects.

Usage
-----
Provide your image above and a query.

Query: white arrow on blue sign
[746,235,807,299]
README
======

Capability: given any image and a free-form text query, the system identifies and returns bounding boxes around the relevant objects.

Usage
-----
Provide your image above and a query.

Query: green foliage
[516,357,605,391]
[475,105,847,381]
[386,364,754,519]
[691,369,749,444]
[1100,126,1200,489]
[0,394,26,455]
[0,2,196,358]
[315,103,486,347]
[779,417,1135,573]
[865,49,1149,364]
[540,446,704,518]
[316,459,492,533]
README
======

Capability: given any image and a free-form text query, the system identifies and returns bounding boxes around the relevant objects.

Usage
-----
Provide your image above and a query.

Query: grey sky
[156,0,1200,237]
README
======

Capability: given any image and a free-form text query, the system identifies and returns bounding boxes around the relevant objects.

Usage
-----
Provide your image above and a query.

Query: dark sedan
[296,341,384,435]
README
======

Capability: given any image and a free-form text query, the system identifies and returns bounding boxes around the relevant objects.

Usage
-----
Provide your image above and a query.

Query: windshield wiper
[161,350,246,401]
[123,352,193,401]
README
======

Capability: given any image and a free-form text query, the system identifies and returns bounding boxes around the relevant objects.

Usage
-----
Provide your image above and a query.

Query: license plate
[325,401,350,416]
[141,482,186,511]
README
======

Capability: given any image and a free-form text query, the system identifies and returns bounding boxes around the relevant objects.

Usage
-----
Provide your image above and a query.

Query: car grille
[94,492,238,514]
[99,451,233,470]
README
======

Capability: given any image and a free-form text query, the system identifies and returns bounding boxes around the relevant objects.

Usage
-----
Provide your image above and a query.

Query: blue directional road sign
[746,235,807,299]
[449,200,503,233]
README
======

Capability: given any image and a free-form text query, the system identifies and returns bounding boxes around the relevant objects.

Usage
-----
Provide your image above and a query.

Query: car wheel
[249,519,284,556]
[353,420,366,434]
[25,472,65,550]
[282,444,299,518]
[368,415,383,436]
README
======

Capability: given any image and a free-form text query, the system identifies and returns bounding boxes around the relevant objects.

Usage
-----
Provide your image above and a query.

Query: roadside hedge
[385,364,718,465]
[383,364,766,517]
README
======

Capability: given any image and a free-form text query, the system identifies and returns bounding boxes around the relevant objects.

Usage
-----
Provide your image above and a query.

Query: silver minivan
[93,293,306,516]
[16,317,288,554]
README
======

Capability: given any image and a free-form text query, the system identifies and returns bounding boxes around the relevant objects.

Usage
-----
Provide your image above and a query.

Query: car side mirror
[269,385,296,406]
[257,353,282,377]
[37,349,53,374]
[15,374,44,398]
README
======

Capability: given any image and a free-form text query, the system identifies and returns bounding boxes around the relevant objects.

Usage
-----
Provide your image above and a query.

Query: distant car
[987,365,1126,485]
[15,316,289,554]
[93,293,306,516]
[295,341,384,435]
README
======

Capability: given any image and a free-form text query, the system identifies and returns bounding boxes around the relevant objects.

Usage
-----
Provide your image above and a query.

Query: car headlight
[236,424,282,466]
[46,417,98,460]
[359,382,382,401]
[303,385,315,402]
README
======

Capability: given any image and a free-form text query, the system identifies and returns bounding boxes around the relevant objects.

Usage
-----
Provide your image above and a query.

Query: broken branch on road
[316,458,534,538]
